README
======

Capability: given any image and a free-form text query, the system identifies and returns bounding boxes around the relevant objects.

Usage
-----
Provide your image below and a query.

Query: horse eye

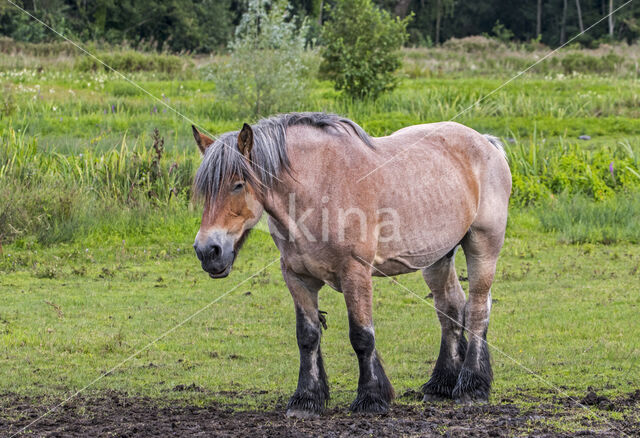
[232,182,245,192]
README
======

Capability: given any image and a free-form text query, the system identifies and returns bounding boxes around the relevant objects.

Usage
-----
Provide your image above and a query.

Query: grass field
[1,41,639,435]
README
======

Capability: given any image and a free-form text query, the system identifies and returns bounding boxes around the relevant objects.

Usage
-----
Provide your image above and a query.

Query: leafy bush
[490,20,514,44]
[213,0,316,117]
[561,52,623,74]
[320,0,410,100]
[507,137,640,206]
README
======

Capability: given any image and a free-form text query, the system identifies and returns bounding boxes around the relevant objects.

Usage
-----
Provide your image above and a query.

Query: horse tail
[483,134,507,160]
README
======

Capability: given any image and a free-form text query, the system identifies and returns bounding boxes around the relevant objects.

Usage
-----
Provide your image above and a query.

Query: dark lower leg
[453,297,493,403]
[422,330,467,400]
[453,328,492,402]
[286,306,329,416]
[349,318,394,413]
[421,258,467,400]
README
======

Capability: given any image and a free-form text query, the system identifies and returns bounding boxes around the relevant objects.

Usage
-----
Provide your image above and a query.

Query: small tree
[215,0,316,117]
[320,0,410,100]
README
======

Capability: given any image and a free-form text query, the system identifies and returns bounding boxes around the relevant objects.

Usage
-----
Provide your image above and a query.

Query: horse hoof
[422,392,449,403]
[452,367,491,404]
[350,393,390,414]
[286,392,326,418]
[286,409,320,419]
[452,388,489,405]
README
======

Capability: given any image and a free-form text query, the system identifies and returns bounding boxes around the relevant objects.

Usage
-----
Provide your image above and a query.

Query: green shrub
[320,0,411,100]
[506,137,640,206]
[511,174,550,206]
[212,0,316,117]
[490,20,514,44]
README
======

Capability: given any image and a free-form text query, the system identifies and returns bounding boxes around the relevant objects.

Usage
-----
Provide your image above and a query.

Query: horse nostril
[210,244,222,260]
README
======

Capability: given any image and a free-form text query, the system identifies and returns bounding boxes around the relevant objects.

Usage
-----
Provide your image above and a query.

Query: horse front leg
[342,261,395,413]
[282,263,329,418]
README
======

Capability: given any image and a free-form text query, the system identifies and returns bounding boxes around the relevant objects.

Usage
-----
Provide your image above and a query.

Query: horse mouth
[208,265,231,278]
[206,251,236,279]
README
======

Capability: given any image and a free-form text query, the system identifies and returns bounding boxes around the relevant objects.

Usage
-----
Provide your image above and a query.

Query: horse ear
[192,125,214,155]
[237,123,253,160]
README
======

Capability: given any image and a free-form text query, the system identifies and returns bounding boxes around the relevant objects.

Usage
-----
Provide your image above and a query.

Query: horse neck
[260,183,293,230]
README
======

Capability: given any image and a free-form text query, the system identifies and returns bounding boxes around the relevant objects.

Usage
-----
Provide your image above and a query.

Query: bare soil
[2,389,638,437]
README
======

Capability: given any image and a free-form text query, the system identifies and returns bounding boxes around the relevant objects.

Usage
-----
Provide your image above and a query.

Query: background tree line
[1,0,639,52]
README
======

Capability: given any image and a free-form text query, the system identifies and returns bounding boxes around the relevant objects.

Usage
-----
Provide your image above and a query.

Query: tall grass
[3,125,638,247]
[75,50,193,75]
[0,128,198,246]
[507,135,640,244]
[537,194,640,244]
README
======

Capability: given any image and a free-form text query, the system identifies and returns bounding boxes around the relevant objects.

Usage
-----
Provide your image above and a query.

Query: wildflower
[111,104,116,113]
[609,161,615,181]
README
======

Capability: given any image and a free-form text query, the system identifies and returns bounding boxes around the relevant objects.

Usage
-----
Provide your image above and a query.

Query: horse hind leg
[421,248,468,401]
[453,226,504,403]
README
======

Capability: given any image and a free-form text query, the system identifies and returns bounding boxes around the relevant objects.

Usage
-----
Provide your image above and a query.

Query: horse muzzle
[194,232,236,279]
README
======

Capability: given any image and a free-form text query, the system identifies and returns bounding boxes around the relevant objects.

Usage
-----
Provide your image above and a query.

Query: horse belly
[372,242,455,276]
[373,169,477,273]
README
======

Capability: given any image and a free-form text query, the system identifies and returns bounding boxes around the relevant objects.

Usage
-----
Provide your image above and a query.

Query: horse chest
[288,252,343,292]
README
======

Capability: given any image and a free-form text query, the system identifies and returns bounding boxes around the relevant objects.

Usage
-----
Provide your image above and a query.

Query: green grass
[0,225,638,413]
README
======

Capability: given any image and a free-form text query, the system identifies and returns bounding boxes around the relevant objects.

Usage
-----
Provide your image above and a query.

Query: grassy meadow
[1,39,639,432]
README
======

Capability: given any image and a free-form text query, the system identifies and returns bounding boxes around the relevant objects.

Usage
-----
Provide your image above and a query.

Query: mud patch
[1,389,638,437]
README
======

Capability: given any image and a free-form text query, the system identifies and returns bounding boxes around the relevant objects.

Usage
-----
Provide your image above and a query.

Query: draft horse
[191,113,511,417]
